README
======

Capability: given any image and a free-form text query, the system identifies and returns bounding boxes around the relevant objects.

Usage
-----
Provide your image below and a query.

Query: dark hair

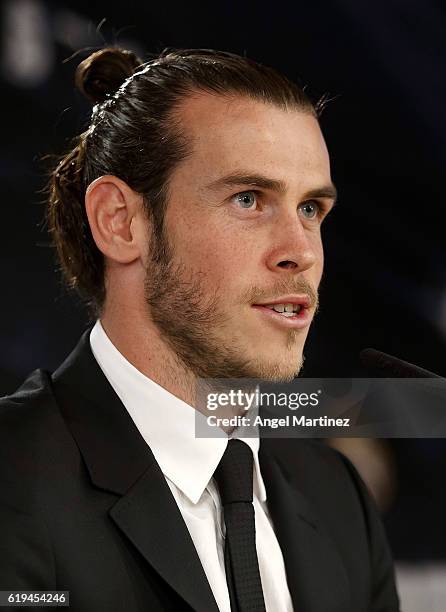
[48,47,318,313]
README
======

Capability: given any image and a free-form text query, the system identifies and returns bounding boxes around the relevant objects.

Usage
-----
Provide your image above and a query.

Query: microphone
[358,349,445,436]
[360,348,441,379]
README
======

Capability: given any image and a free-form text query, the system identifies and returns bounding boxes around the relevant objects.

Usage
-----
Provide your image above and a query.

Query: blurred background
[1,0,445,608]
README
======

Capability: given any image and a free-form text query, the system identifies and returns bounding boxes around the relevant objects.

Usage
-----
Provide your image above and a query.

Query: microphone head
[360,348,441,378]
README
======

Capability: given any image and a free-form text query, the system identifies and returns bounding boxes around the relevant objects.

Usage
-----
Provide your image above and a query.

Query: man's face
[144,93,336,382]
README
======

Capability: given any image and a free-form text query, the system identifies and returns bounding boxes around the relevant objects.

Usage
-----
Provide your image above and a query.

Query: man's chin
[259,369,300,383]
[249,356,303,382]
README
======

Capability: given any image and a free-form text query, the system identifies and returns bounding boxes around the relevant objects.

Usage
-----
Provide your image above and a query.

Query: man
[0,47,400,611]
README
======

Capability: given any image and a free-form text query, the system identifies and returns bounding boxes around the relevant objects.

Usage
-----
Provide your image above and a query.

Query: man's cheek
[314,242,324,277]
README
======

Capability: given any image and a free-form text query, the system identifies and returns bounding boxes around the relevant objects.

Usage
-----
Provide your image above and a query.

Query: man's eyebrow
[204,172,338,204]
[205,173,288,194]
[303,184,338,205]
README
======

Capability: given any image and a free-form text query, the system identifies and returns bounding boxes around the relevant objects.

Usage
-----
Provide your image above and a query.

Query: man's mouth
[260,303,302,317]
[251,295,313,328]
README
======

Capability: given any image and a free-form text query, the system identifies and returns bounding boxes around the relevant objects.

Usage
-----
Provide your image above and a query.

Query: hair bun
[75,47,143,104]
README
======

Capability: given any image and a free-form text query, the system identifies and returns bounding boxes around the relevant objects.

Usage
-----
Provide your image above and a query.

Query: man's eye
[234,191,258,210]
[299,200,320,219]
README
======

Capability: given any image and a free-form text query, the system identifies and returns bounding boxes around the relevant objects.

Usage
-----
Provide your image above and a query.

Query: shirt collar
[90,320,267,504]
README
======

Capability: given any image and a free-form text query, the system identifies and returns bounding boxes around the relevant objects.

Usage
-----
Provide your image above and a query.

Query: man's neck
[99,294,256,422]
[100,311,198,408]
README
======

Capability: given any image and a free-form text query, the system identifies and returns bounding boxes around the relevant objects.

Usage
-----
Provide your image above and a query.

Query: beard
[144,223,318,383]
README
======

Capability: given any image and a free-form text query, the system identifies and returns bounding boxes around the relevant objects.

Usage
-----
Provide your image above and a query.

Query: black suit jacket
[0,332,400,611]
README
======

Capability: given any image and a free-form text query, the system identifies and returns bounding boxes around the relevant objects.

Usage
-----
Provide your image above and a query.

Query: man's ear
[85,175,144,264]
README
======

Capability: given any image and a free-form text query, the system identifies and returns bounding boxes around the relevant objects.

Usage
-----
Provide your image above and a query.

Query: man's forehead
[176,90,318,137]
[174,92,331,189]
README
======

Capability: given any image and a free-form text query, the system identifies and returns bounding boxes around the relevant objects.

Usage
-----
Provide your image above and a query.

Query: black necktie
[214,439,267,612]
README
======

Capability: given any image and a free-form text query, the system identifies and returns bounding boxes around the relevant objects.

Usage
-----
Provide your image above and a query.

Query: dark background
[1,0,445,563]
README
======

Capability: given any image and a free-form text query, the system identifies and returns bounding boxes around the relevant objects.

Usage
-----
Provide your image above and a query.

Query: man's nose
[265,214,318,274]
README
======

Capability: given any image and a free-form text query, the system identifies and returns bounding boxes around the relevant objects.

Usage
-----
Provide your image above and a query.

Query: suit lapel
[52,331,219,612]
[109,464,219,612]
[259,440,351,612]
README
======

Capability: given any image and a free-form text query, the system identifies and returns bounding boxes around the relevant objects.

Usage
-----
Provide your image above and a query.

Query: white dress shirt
[90,320,293,612]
